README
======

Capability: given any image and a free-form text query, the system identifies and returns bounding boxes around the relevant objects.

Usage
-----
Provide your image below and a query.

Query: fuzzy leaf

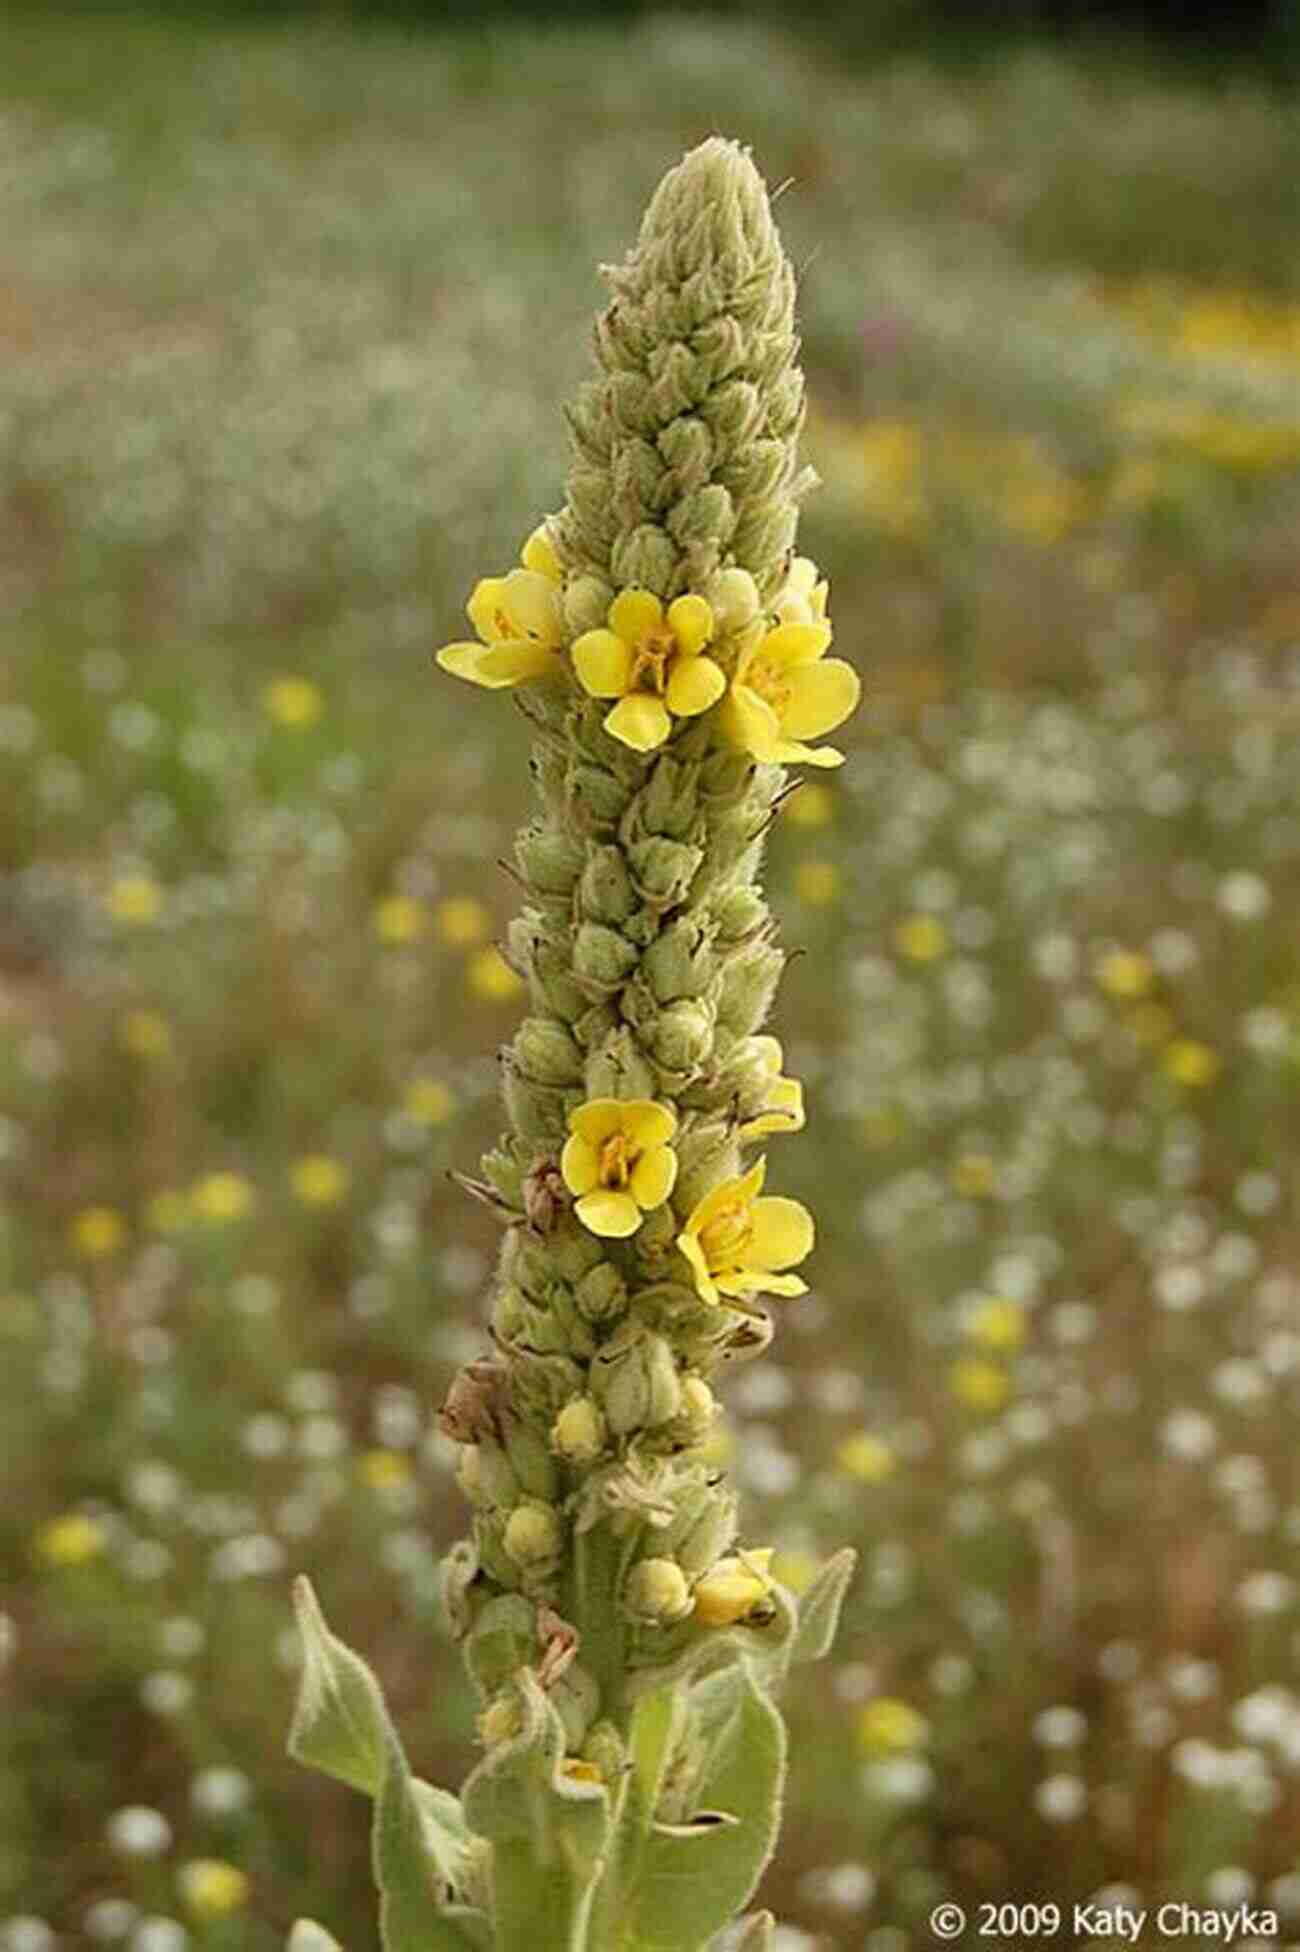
[288,1576,389,1797]
[287,1922,344,1952]
[620,1662,785,1952]
[373,1727,486,1952]
[789,1549,857,1667]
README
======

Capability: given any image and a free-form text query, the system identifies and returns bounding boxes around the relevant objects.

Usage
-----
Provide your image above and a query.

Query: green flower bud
[648,998,714,1077]
[628,837,704,909]
[474,1511,519,1587]
[552,1396,607,1464]
[574,1261,628,1323]
[479,1693,523,1747]
[674,1488,740,1580]
[643,917,714,1003]
[509,1349,587,1424]
[716,939,784,1038]
[677,1374,718,1440]
[624,1557,693,1625]
[440,1538,480,1641]
[637,755,700,840]
[515,825,586,897]
[464,1593,537,1697]
[563,575,614,636]
[579,845,635,926]
[573,922,639,996]
[506,1230,554,1302]
[550,1225,605,1285]
[503,1416,560,1501]
[456,1443,485,1506]
[610,523,678,596]
[593,1329,682,1436]
[480,1143,526,1210]
[492,1283,528,1343]
[583,1025,659,1101]
[710,884,768,943]
[502,1067,568,1144]
[503,1500,562,1569]
[475,1436,520,1508]
[570,762,631,827]
[698,747,755,807]
[702,565,761,632]
[512,1017,584,1086]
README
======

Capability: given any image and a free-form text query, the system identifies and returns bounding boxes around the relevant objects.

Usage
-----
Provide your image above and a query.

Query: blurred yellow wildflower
[693,1547,775,1627]
[721,615,858,771]
[178,1860,251,1918]
[561,1098,678,1238]
[436,530,564,691]
[36,1513,106,1567]
[861,421,927,536]
[572,589,725,753]
[263,677,324,728]
[1163,1039,1221,1087]
[949,1357,1011,1414]
[894,915,948,962]
[858,1697,928,1756]
[105,876,162,926]
[71,1206,125,1259]
[191,1172,255,1224]
[783,781,834,828]
[374,894,427,945]
[1095,949,1155,999]
[795,860,839,906]
[436,896,490,946]
[291,1155,350,1206]
[677,1159,813,1304]
[117,1010,173,1061]
[966,1297,1026,1354]
[836,1433,896,1484]
[358,1449,412,1493]
[950,1153,996,1199]
[737,1036,805,1141]
[467,946,523,1002]
[405,1078,456,1125]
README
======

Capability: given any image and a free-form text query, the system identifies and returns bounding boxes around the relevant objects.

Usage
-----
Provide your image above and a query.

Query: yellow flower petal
[620,1101,678,1151]
[521,524,561,582]
[575,1188,643,1238]
[500,568,562,642]
[666,654,726,718]
[723,685,782,762]
[572,629,633,699]
[666,593,714,657]
[569,1099,628,1146]
[740,1076,805,1140]
[677,1229,720,1304]
[560,1132,601,1198]
[474,640,558,685]
[771,739,845,769]
[605,693,671,752]
[608,588,663,643]
[781,659,861,741]
[436,642,518,690]
[630,1143,677,1210]
[761,622,832,668]
[716,1269,808,1298]
[747,1196,814,1269]
[466,576,511,643]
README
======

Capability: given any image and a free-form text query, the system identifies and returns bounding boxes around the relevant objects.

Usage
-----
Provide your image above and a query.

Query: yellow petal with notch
[781,659,861,740]
[630,1144,678,1210]
[605,693,671,752]
[666,654,726,718]
[569,1099,628,1146]
[666,593,714,657]
[575,1188,643,1238]
[608,588,664,643]
[572,630,633,699]
[746,1195,814,1270]
[760,621,832,668]
[560,1132,601,1197]
[620,1100,678,1150]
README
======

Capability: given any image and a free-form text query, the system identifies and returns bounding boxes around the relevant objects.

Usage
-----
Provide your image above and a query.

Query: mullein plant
[288,138,859,1952]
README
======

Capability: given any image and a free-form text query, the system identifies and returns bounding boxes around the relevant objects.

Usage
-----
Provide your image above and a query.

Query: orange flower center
[629,628,676,695]
[700,1199,752,1267]
[599,1132,634,1187]
[746,655,791,717]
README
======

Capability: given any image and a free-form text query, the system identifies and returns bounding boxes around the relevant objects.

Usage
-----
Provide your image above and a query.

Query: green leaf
[373,1727,486,1952]
[287,1576,389,1798]
[287,1922,345,1952]
[620,1663,786,1952]
[789,1549,857,1667]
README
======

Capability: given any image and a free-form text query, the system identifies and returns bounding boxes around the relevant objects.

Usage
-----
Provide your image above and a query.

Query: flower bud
[624,1557,693,1625]
[691,1548,775,1627]
[639,755,699,839]
[502,1067,567,1144]
[509,1350,587,1424]
[677,1375,717,1438]
[464,1593,537,1696]
[643,918,714,1003]
[581,1721,627,1786]
[611,524,677,596]
[503,1500,562,1569]
[574,1261,628,1323]
[512,1017,584,1086]
[492,1283,527,1343]
[716,940,784,1038]
[702,565,761,632]
[479,1693,523,1747]
[710,885,768,943]
[583,1026,658,1102]
[515,825,586,897]
[440,1537,480,1640]
[503,1416,560,1501]
[551,1396,607,1465]
[570,762,631,826]
[456,1444,484,1505]
[564,575,614,636]
[649,998,714,1077]
[674,1488,740,1581]
[628,837,704,909]
[573,922,639,996]
[579,846,635,926]
[475,1436,520,1508]
[480,1144,525,1210]
[593,1330,682,1436]
[548,1226,605,1285]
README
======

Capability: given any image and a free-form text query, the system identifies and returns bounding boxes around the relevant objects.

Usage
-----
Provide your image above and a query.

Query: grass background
[3,10,1300,1948]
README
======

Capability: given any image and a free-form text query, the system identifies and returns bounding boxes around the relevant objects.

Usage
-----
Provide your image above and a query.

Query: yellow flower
[677,1158,813,1305]
[117,1010,173,1060]
[178,1860,251,1919]
[783,781,834,828]
[467,946,522,1002]
[949,1356,1010,1414]
[71,1206,125,1259]
[436,895,490,946]
[36,1512,106,1567]
[894,915,948,962]
[1095,949,1154,999]
[1163,1039,1220,1087]
[561,1098,678,1238]
[721,613,859,770]
[358,1448,412,1492]
[105,875,162,925]
[572,588,725,753]
[966,1297,1026,1354]
[191,1172,255,1224]
[950,1153,996,1199]
[263,676,324,728]
[374,894,427,945]
[795,860,838,906]
[693,1547,775,1627]
[738,1036,806,1141]
[436,529,564,690]
[405,1078,455,1125]
[858,1698,928,1756]
[290,1155,350,1206]
[836,1433,896,1484]
[773,556,830,626]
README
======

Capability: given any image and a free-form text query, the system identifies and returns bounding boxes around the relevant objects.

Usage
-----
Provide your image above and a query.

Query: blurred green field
[3,11,1300,1950]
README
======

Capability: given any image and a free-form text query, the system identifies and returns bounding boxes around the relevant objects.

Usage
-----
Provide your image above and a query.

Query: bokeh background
[4,2,1300,1947]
